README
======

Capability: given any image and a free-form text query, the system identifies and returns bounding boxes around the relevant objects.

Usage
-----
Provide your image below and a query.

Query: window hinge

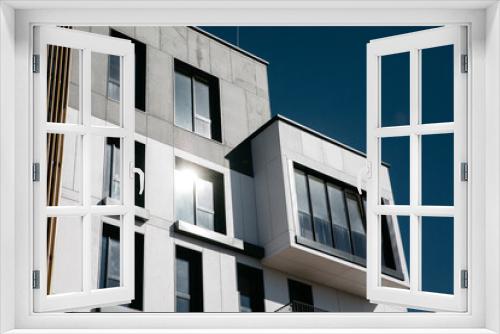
[461,162,468,182]
[461,54,468,73]
[33,270,40,289]
[33,163,40,182]
[33,54,40,73]
[461,270,468,289]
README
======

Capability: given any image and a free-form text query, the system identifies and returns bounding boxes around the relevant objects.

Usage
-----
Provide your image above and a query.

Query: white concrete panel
[135,26,160,49]
[253,169,273,245]
[312,284,340,312]
[202,248,222,312]
[263,268,290,312]
[337,290,366,312]
[144,224,174,312]
[220,252,239,312]
[322,140,344,172]
[90,134,105,199]
[266,157,288,236]
[231,50,256,94]
[342,150,367,179]
[61,127,77,190]
[230,171,244,240]
[147,47,173,122]
[279,122,303,155]
[145,139,174,221]
[209,41,232,82]
[187,29,210,72]
[160,26,188,62]
[240,174,259,245]
[301,131,324,164]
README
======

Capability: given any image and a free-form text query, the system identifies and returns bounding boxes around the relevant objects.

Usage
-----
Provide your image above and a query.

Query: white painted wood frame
[366,26,467,312]
[33,26,136,312]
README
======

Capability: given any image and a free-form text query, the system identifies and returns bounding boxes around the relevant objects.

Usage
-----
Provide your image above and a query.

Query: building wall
[50,26,406,313]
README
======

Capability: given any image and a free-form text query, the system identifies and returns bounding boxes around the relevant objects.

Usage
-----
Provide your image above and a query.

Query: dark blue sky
[201,26,455,307]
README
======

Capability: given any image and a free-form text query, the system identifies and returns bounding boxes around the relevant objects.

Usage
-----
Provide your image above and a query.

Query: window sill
[174,220,264,258]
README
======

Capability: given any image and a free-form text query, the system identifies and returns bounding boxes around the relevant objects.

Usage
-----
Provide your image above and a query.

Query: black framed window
[108,29,146,112]
[288,279,314,312]
[99,224,144,310]
[174,59,221,142]
[237,263,265,312]
[293,165,403,280]
[174,157,226,234]
[104,139,146,208]
[175,246,203,312]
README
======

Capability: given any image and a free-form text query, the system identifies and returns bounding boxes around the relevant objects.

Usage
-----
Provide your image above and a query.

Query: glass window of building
[293,166,403,280]
[108,29,147,111]
[174,59,222,142]
[174,157,226,234]
[175,246,203,312]
[237,263,265,312]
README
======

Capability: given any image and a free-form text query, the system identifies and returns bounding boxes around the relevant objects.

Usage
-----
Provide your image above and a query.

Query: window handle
[129,161,145,195]
[357,161,371,195]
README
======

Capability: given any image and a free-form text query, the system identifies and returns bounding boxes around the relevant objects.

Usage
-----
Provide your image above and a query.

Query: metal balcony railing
[274,300,328,313]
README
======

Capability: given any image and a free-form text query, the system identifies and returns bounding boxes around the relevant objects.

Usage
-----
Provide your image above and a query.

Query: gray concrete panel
[135,109,147,136]
[245,91,271,134]
[220,81,248,148]
[187,30,210,72]
[160,26,188,62]
[106,99,121,127]
[135,26,160,49]
[90,26,110,36]
[231,50,256,94]
[147,114,174,146]
[90,51,108,96]
[110,26,135,38]
[147,46,174,122]
[174,127,226,166]
[209,41,232,82]
[255,62,269,99]
[90,91,107,121]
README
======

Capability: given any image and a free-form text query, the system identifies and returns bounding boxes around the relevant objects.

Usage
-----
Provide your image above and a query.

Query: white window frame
[1,2,498,333]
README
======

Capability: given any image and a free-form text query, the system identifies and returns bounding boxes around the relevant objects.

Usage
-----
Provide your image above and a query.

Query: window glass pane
[294,170,310,214]
[309,176,333,247]
[240,295,252,312]
[194,79,210,119]
[111,143,121,200]
[346,193,366,258]
[332,225,351,254]
[327,185,348,228]
[95,218,122,291]
[108,55,120,101]
[196,209,215,231]
[196,178,214,211]
[175,71,193,131]
[381,51,410,127]
[298,212,314,240]
[176,258,190,295]
[175,170,195,224]
[195,117,211,138]
[176,297,190,312]
[380,215,409,289]
[107,238,120,287]
[94,137,121,205]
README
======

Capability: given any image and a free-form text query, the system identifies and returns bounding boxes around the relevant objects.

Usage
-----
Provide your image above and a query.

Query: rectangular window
[174,59,221,141]
[293,166,402,280]
[134,142,146,208]
[237,263,265,312]
[108,29,146,111]
[174,157,225,234]
[288,279,314,312]
[175,246,203,312]
[99,224,144,311]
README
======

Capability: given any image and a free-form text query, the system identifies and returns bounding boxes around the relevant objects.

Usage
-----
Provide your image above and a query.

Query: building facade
[49,26,409,313]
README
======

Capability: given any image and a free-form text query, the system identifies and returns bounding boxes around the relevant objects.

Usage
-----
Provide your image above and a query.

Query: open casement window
[366,26,467,312]
[33,26,137,312]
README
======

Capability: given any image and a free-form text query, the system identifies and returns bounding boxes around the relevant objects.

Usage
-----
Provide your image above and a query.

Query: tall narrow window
[308,176,333,247]
[108,29,146,111]
[237,263,265,312]
[294,170,313,240]
[328,184,351,254]
[135,142,146,208]
[174,59,221,141]
[345,192,367,259]
[103,138,121,201]
[175,246,203,312]
[175,158,225,234]
[288,279,314,312]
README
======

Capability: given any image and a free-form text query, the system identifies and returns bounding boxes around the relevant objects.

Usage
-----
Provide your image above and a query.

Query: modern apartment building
[48,26,409,313]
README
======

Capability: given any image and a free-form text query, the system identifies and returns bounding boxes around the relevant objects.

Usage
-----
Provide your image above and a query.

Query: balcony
[275,300,328,313]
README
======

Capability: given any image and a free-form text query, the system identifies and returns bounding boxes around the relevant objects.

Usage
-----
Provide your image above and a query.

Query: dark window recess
[109,29,146,112]
[293,164,403,280]
[288,279,314,312]
[99,224,144,311]
[135,141,146,208]
[103,138,121,201]
[237,263,265,312]
[174,59,221,142]
[175,157,226,234]
[175,246,203,312]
